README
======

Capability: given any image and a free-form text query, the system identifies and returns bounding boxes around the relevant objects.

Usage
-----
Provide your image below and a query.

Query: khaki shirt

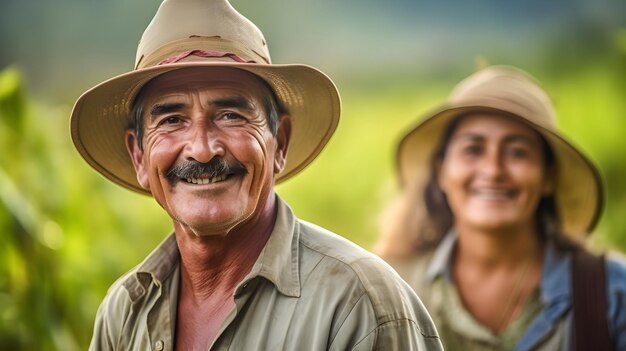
[388,232,567,351]
[89,198,442,350]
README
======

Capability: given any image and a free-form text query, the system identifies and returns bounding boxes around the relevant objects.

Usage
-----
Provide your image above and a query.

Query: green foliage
[0,67,170,350]
[0,57,625,350]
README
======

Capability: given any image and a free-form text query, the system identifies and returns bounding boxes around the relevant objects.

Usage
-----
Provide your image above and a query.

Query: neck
[175,194,278,300]
[454,221,543,269]
[452,221,545,334]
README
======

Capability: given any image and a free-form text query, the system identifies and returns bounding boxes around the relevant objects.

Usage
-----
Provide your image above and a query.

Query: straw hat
[70,0,340,195]
[397,66,604,238]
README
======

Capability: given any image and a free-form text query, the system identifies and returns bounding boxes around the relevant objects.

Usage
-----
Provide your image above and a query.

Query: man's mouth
[184,174,229,185]
[166,158,248,185]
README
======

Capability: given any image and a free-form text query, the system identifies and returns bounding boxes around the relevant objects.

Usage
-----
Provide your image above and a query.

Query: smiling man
[127,68,284,239]
[70,0,441,350]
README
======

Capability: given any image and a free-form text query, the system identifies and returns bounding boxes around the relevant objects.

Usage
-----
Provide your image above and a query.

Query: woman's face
[437,113,553,233]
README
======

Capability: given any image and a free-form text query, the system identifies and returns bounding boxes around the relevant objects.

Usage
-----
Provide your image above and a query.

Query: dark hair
[130,73,282,151]
[414,113,569,252]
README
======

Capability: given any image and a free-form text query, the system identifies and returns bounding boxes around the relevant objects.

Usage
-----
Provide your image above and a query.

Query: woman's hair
[376,113,579,259]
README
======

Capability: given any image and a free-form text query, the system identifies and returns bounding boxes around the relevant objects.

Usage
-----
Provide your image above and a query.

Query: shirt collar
[425,230,457,282]
[123,233,180,303]
[235,197,301,298]
[425,230,572,305]
[538,240,571,304]
[122,196,301,302]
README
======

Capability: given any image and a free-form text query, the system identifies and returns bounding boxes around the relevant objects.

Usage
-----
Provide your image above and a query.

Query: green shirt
[89,198,442,350]
[389,232,566,351]
[431,275,543,350]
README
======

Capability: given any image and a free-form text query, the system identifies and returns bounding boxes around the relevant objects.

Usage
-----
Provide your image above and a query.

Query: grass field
[1,62,625,349]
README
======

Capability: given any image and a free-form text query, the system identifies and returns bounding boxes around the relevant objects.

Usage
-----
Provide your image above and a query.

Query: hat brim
[70,61,341,195]
[397,104,604,237]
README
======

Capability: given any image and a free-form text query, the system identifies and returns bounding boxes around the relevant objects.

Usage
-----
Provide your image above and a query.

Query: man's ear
[124,129,150,190]
[273,115,291,174]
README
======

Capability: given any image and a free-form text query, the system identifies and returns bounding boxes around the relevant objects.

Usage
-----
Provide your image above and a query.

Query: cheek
[144,136,182,176]
[232,129,274,168]
[513,165,547,193]
[438,159,469,193]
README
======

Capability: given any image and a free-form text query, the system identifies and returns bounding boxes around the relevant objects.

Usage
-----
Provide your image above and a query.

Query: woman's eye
[462,145,482,155]
[508,147,529,158]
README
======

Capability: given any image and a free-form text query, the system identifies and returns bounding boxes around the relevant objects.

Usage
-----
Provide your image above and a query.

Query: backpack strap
[572,249,612,351]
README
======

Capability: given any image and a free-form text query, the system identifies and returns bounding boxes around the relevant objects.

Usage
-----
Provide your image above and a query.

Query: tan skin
[125,67,291,349]
[437,114,553,333]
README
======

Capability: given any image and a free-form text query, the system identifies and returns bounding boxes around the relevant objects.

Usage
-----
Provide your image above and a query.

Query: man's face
[125,67,289,236]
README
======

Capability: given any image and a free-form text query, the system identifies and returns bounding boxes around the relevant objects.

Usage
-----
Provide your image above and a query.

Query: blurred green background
[1,0,625,349]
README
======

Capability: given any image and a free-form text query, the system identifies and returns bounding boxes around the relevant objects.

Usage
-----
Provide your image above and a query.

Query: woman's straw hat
[70,0,340,195]
[397,66,604,237]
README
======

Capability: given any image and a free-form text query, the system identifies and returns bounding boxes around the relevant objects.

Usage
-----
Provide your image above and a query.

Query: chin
[473,219,526,233]
[171,204,247,231]
[179,214,245,236]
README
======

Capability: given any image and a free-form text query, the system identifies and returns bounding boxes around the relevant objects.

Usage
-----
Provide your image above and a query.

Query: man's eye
[222,112,243,120]
[159,116,181,125]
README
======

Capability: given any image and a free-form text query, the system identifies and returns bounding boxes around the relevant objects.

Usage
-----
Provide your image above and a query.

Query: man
[71,0,442,349]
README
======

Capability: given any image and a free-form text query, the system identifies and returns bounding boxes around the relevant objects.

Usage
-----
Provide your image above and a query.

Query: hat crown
[449,66,557,130]
[136,0,270,67]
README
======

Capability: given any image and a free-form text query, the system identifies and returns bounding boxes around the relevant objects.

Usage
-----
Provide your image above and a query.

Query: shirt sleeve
[88,299,116,351]
[328,291,443,351]
[88,281,134,351]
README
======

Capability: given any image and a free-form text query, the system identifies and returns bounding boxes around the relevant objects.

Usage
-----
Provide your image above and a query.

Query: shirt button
[154,340,164,351]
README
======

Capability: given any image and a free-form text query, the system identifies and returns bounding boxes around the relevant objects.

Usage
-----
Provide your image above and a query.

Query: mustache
[165,158,248,181]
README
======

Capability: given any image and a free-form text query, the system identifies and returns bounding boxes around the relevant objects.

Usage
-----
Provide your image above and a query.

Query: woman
[376,66,626,350]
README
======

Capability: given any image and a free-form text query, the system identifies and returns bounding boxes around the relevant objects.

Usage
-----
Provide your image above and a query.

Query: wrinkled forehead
[135,66,272,106]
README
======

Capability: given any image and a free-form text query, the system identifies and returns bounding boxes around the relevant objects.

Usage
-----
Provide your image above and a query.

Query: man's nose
[185,121,226,163]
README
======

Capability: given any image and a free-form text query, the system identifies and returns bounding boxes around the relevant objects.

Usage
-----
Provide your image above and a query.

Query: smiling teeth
[186,174,227,184]
[474,189,511,198]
